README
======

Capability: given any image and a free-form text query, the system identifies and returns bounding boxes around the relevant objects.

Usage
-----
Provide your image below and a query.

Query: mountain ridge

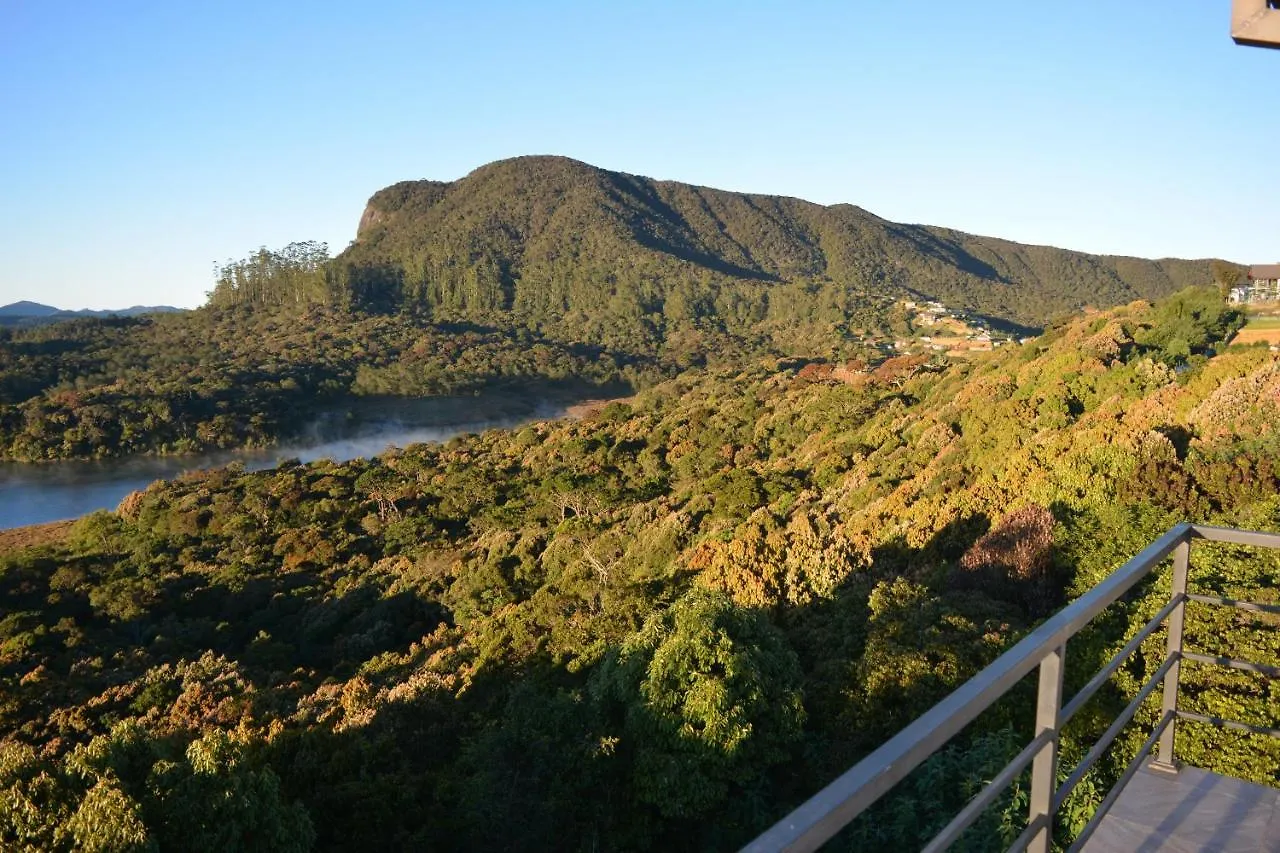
[0,301,62,317]
[0,301,184,325]
[340,155,1221,330]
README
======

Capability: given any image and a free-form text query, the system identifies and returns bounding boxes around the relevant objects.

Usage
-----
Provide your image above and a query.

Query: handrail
[1064,711,1175,853]
[1189,524,1280,548]
[1054,654,1177,810]
[743,522,1280,852]
[1182,651,1280,679]
[1058,594,1182,726]
[1186,592,1280,615]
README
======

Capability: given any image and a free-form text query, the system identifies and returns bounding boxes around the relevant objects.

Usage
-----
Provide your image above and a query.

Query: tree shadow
[605,172,782,283]
[258,643,783,851]
[756,509,1055,849]
[885,222,1003,281]
[872,506,996,600]
[3,480,1144,853]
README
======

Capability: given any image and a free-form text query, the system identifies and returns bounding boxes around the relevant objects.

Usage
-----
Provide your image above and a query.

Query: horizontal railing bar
[1189,524,1280,549]
[1186,592,1280,615]
[1176,710,1280,739]
[741,522,1193,853]
[1065,711,1174,853]
[1059,595,1182,726]
[1183,650,1280,679]
[1054,654,1176,808]
[920,731,1053,853]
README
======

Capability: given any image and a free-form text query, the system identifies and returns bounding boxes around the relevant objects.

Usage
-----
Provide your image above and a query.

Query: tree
[208,242,331,309]
[1212,259,1244,299]
[597,588,805,822]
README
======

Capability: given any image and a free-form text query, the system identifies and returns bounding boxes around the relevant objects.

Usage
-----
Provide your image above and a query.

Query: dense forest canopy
[2,290,1277,850]
[0,155,1272,850]
[0,156,1238,461]
[341,155,1220,331]
[0,306,656,461]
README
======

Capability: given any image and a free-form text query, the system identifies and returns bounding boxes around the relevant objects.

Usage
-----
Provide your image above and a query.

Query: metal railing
[744,523,1280,853]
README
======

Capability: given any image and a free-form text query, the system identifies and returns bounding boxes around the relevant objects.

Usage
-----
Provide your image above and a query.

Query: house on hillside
[1234,264,1280,304]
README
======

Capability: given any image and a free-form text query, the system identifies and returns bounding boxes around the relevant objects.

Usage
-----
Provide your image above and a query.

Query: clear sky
[1,1,1274,309]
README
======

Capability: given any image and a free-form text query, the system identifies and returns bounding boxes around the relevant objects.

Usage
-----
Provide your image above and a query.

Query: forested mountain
[2,288,1276,851]
[337,155,1218,334]
[0,156,1230,461]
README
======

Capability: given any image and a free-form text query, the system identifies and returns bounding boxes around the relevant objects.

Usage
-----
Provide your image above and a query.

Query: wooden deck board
[1083,764,1280,852]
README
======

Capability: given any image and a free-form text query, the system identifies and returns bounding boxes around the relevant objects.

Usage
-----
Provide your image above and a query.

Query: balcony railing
[743,523,1280,853]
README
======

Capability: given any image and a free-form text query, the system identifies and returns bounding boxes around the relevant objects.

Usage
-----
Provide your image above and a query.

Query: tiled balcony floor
[1083,763,1280,852]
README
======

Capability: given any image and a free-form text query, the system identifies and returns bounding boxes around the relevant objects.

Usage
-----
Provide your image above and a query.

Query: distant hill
[334,155,1219,335]
[0,302,183,327]
[0,301,60,318]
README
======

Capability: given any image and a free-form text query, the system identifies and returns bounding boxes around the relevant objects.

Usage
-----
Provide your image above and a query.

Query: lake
[0,393,590,530]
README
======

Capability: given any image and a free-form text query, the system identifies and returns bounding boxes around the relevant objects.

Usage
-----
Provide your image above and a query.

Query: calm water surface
[0,395,573,530]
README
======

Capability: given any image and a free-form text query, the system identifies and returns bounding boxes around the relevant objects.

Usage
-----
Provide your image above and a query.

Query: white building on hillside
[1234,264,1280,304]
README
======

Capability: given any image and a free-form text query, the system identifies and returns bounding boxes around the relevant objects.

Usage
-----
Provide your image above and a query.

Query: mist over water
[266,396,573,464]
[0,395,580,530]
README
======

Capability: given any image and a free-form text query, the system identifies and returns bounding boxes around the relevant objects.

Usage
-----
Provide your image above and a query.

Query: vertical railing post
[1152,535,1190,773]
[1028,644,1065,853]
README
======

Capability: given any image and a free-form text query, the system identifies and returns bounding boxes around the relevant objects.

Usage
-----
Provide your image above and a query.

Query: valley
[0,158,1274,852]
[0,389,613,530]
[2,269,1276,850]
[5,2,1277,849]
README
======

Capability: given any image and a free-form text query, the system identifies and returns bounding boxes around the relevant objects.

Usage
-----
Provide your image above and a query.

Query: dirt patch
[0,520,74,553]
[1231,328,1280,346]
[563,397,635,419]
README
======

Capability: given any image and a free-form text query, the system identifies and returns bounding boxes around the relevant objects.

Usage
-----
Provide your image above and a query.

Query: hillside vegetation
[339,155,1216,335]
[2,289,1276,851]
[0,308,653,461]
[0,156,1226,461]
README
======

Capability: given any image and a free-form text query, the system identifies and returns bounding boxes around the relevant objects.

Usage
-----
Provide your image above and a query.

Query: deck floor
[1083,763,1280,852]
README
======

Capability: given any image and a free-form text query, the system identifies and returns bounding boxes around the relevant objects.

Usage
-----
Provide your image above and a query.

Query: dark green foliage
[835,727,1027,851]
[0,304,650,460]
[0,293,1277,850]
[598,588,805,820]
[1131,285,1244,364]
[0,723,313,853]
[0,157,1230,461]
[343,155,1218,332]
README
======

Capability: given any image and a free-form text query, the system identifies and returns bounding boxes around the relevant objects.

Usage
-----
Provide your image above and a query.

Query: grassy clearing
[1231,312,1280,345]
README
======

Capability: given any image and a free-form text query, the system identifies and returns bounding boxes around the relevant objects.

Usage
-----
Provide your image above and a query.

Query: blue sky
[1,1,1274,309]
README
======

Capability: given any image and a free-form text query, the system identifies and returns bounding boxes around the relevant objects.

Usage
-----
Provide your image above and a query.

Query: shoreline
[0,383,634,466]
[0,519,75,551]
[0,389,634,535]
[561,396,635,420]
